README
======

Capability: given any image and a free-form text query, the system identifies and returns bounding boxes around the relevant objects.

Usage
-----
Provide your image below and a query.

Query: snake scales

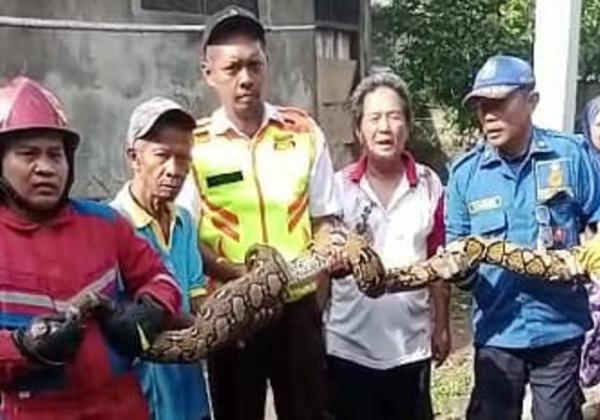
[67,225,385,363]
[356,235,600,298]
[357,236,600,297]
[67,228,600,363]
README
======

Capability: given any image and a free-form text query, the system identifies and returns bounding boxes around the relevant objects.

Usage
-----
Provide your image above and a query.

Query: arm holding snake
[75,224,588,362]
[32,222,370,363]
[140,223,387,363]
[354,234,600,299]
[444,235,599,282]
[66,224,467,363]
[71,225,600,363]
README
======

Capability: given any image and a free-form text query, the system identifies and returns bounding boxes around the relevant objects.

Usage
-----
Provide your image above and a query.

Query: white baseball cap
[126,96,195,146]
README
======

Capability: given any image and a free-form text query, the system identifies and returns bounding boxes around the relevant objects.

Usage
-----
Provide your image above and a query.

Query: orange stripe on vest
[211,216,241,242]
[288,195,309,232]
[201,193,239,226]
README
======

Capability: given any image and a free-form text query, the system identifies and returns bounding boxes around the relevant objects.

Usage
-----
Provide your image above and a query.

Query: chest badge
[273,134,296,151]
[547,162,564,188]
[535,158,573,202]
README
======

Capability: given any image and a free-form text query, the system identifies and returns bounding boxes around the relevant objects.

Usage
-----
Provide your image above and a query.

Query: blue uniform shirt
[112,185,210,420]
[446,127,600,348]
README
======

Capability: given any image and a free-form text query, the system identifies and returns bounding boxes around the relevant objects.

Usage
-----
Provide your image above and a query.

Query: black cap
[202,6,265,53]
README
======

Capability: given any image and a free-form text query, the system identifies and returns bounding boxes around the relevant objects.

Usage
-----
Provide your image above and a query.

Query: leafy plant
[372,0,533,133]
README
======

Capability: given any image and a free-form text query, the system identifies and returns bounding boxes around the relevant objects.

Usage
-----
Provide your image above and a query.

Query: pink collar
[347,152,418,187]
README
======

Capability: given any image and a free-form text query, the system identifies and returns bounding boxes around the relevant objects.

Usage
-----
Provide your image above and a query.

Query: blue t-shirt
[112,185,209,420]
[446,127,600,348]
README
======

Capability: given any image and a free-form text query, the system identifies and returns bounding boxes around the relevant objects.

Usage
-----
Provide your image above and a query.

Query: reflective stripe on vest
[192,109,317,301]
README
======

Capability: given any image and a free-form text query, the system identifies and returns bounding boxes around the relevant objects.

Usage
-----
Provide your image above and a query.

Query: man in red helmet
[0,76,182,419]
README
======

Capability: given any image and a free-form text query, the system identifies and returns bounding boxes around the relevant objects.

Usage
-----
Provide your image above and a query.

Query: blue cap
[464,55,535,104]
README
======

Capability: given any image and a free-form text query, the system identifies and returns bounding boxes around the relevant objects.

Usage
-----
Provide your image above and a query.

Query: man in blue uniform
[446,55,600,420]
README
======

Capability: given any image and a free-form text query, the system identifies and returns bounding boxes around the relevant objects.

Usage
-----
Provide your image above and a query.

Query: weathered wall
[317,58,357,170]
[0,0,317,198]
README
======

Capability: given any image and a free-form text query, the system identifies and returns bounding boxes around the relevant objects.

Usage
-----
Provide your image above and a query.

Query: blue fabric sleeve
[182,209,206,295]
[445,167,471,243]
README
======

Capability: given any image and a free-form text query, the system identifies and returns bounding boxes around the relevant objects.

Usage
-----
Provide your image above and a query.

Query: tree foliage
[581,0,600,81]
[371,0,600,132]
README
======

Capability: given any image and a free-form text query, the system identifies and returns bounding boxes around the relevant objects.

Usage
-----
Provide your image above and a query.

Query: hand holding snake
[64,227,600,362]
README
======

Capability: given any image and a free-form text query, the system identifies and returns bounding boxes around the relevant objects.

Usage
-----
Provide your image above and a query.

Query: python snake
[452,235,600,281]
[68,228,600,362]
[356,235,600,298]
[68,225,386,363]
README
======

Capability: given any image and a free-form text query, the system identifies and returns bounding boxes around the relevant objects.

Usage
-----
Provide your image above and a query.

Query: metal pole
[532,0,582,132]
[0,15,315,33]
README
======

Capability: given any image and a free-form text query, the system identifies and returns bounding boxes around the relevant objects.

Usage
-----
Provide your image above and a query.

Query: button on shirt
[326,154,444,369]
[111,185,209,420]
[446,127,600,349]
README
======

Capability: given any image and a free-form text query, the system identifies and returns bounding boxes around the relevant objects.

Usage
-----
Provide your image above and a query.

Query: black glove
[98,295,167,359]
[12,313,83,367]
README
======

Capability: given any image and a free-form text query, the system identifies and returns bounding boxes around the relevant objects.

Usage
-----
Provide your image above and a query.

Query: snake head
[244,244,287,270]
[244,244,293,287]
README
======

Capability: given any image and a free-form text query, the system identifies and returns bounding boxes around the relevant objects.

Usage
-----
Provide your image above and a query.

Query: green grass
[432,349,473,417]
[431,289,474,418]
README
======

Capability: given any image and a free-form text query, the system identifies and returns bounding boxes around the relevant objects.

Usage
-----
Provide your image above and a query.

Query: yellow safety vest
[191,107,317,301]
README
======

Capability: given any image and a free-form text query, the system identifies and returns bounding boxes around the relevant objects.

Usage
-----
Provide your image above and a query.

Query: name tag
[468,196,502,214]
[206,171,244,188]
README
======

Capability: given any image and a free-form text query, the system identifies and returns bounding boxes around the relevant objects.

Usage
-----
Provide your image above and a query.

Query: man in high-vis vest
[177,6,341,420]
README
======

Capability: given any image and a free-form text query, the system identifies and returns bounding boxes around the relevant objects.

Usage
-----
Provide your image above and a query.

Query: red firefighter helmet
[0,77,80,205]
[0,76,80,147]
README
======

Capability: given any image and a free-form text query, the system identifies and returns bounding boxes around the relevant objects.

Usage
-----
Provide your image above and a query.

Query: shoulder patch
[536,127,584,147]
[276,106,312,133]
[71,199,118,222]
[193,117,211,143]
[195,117,210,129]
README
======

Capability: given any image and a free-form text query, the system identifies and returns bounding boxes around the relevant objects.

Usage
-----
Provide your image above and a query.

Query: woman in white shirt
[325,73,450,420]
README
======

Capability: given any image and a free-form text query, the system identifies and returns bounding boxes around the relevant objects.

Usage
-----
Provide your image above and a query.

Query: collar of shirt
[480,126,553,169]
[210,102,284,139]
[346,152,418,187]
[345,152,419,212]
[0,203,73,232]
[113,183,181,249]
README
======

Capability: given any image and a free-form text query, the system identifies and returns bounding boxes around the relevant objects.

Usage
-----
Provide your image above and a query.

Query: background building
[0,0,368,198]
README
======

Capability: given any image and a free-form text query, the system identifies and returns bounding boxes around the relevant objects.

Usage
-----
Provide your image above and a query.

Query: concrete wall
[0,0,318,198]
[317,58,358,170]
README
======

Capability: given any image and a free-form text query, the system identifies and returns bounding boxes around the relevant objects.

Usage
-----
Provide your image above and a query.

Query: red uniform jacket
[0,200,182,419]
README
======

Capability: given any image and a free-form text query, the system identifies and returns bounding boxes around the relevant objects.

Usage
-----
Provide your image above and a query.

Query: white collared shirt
[325,156,444,369]
[177,102,341,220]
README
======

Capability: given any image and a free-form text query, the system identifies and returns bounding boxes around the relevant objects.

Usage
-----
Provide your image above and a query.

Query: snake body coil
[71,230,599,362]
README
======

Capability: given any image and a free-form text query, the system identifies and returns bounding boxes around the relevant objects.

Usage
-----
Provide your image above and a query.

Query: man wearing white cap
[111,97,210,420]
